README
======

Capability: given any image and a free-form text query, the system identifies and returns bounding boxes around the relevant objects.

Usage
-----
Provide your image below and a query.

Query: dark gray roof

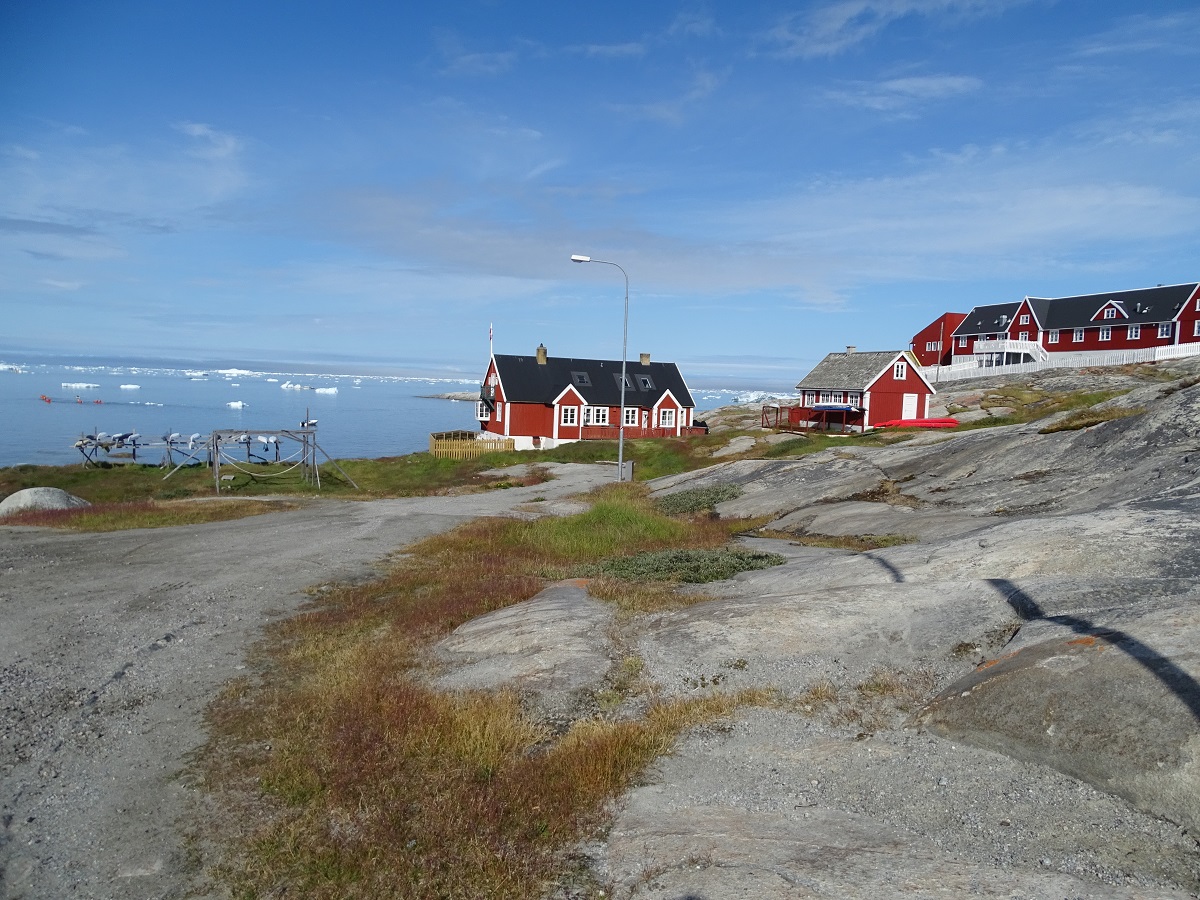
[493,353,695,408]
[795,350,904,391]
[951,302,1022,337]
[1032,283,1198,330]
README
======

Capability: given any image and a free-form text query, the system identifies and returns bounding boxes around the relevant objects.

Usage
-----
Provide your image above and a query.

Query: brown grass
[197,484,770,898]
[1038,405,1145,433]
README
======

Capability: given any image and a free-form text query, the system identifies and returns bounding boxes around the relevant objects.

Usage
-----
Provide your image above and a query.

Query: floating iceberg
[62,382,99,389]
[227,400,248,409]
[119,384,140,390]
[314,387,338,394]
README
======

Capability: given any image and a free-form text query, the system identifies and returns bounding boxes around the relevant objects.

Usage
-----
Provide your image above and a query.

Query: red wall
[912,313,967,367]
[1042,323,1176,352]
[865,359,931,425]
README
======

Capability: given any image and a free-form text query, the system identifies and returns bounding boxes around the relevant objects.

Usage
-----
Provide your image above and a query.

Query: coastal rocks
[0,487,90,518]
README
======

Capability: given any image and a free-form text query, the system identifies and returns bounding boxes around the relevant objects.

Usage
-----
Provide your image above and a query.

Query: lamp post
[571,254,629,482]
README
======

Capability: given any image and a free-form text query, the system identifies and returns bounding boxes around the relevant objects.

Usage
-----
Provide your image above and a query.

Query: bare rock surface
[0,488,89,518]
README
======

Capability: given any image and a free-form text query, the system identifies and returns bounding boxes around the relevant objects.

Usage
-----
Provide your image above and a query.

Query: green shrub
[655,483,743,515]
[593,547,785,583]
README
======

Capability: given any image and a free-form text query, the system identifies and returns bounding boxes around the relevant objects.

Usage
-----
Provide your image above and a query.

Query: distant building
[763,348,935,433]
[477,344,701,451]
[911,313,968,367]
[932,283,1200,368]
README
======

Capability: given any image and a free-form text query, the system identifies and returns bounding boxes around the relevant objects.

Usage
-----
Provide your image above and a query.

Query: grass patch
[1,498,295,531]
[197,484,770,898]
[591,547,785,583]
[655,482,743,516]
[1038,405,1146,433]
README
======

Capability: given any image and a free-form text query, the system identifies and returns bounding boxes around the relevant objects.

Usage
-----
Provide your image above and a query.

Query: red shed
[764,349,936,433]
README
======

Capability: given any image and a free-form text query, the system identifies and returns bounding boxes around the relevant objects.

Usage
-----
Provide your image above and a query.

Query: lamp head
[570,254,591,263]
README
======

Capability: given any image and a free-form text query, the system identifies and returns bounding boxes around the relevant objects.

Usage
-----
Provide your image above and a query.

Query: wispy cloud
[435,31,520,76]
[41,278,84,290]
[610,67,725,125]
[174,122,241,159]
[573,41,646,58]
[826,74,983,111]
[1073,10,1200,58]
[669,7,720,39]
[764,0,1034,59]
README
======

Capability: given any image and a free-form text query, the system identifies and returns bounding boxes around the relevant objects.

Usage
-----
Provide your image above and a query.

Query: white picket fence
[924,342,1200,383]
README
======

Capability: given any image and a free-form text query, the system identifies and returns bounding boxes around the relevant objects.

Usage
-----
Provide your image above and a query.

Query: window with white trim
[1159,322,1173,338]
[804,391,817,405]
[1103,307,1117,320]
[819,390,836,403]
[623,407,638,426]
[1020,314,1029,324]
[584,406,609,426]
[893,360,907,380]
[957,336,967,348]
[1128,324,1140,340]
[1194,320,1200,338]
[659,408,676,427]
[848,392,861,406]
[1048,330,1059,344]
[496,402,503,422]
[1018,331,1029,341]
[925,341,938,352]
[1099,326,1111,341]
[476,401,489,421]
[560,406,577,426]
[1073,328,1085,343]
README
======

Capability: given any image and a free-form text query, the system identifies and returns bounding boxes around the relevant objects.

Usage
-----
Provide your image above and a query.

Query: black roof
[1029,283,1198,330]
[951,302,1022,337]
[492,353,695,408]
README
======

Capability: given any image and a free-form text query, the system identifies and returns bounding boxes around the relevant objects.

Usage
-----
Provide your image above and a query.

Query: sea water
[0,357,791,469]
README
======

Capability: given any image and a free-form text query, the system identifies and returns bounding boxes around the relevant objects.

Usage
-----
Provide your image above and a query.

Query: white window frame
[496,402,503,422]
[848,392,861,406]
[659,408,676,428]
[957,336,967,348]
[1103,307,1117,320]
[1047,330,1059,344]
[1018,331,1029,341]
[804,391,817,405]
[1099,326,1111,341]
[560,406,577,426]
[476,401,489,421]
[1128,324,1140,340]
[893,361,907,380]
[819,390,836,403]
[622,407,638,426]
[589,406,609,426]
[1073,328,1085,343]
[925,341,937,352]
[1020,314,1029,324]
[1194,320,1200,338]
[1159,322,1173,339]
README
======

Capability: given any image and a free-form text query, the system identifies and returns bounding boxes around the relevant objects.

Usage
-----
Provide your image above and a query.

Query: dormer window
[1103,308,1117,320]
[571,371,592,387]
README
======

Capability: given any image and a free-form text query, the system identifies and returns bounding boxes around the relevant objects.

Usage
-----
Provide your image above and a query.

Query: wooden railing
[579,425,706,440]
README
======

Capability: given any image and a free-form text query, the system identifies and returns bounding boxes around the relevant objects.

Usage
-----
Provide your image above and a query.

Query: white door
[902,393,918,419]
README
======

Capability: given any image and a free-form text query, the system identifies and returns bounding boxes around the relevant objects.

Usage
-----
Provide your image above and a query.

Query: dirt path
[0,464,611,900]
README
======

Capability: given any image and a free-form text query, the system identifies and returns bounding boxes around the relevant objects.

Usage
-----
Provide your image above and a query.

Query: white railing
[925,342,1200,383]
[970,339,1049,361]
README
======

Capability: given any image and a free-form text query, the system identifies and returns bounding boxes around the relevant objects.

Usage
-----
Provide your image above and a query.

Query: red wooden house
[763,349,936,433]
[911,312,967,367]
[940,283,1200,366]
[477,344,701,450]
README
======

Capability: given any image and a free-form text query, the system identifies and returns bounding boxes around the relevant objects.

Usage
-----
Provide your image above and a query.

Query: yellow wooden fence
[429,431,515,459]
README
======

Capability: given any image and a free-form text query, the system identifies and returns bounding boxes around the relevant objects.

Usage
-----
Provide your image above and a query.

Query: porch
[762,404,865,434]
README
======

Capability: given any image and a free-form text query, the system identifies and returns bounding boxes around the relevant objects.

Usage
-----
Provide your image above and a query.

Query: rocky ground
[3,360,1200,899]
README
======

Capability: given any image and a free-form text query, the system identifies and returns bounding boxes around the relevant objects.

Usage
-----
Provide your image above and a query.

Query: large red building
[763,349,936,433]
[911,313,967,367]
[477,344,701,450]
[937,283,1200,366]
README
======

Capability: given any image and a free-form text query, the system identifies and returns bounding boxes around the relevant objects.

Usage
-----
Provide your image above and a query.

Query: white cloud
[41,278,84,290]
[764,0,1035,58]
[826,74,983,111]
[577,42,646,58]
[609,67,726,124]
[174,122,241,159]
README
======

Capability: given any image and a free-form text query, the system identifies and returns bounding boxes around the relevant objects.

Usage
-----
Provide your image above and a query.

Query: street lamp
[571,254,630,482]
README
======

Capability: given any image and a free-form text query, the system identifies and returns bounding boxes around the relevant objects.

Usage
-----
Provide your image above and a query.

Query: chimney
[639,352,651,366]
[536,343,547,365]
[845,345,856,354]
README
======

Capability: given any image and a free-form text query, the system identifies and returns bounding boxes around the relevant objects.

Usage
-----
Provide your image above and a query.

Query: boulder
[0,487,91,518]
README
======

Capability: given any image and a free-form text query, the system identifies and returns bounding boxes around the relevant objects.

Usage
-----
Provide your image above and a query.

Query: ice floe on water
[314,387,338,394]
[227,400,248,409]
[120,384,140,390]
[62,382,100,389]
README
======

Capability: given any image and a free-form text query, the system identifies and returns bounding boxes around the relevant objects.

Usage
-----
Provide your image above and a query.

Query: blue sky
[2,1,1199,384]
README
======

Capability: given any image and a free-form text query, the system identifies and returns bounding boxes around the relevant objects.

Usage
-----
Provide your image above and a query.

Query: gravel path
[0,464,611,900]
